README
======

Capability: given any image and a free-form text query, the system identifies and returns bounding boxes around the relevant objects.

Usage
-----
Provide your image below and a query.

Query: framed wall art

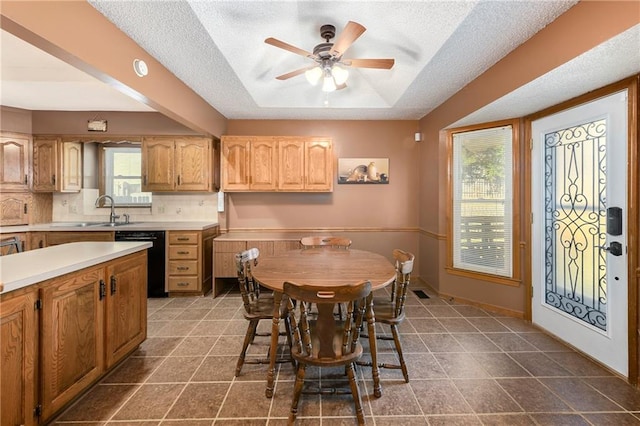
[338,158,389,184]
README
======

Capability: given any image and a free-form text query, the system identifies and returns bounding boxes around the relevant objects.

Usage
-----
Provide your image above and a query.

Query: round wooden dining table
[252,247,396,398]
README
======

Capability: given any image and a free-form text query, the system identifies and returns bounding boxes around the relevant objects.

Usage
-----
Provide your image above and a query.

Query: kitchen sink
[50,222,107,227]
[50,222,134,228]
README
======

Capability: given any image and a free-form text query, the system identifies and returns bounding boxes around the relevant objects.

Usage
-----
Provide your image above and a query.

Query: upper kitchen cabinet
[221,136,333,192]
[32,137,82,192]
[279,137,333,191]
[0,133,30,192]
[221,136,251,190]
[142,136,216,192]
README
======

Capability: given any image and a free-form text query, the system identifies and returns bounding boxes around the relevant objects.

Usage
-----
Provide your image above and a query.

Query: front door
[531,90,629,376]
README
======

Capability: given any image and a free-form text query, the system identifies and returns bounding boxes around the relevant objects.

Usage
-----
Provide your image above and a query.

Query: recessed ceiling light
[133,59,148,77]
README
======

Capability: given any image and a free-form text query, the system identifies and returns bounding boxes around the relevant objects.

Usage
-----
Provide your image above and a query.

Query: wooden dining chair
[359,249,414,382]
[300,235,352,249]
[283,280,372,425]
[234,247,291,376]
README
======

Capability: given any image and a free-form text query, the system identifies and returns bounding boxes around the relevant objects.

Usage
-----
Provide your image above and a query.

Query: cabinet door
[0,193,30,226]
[305,139,333,191]
[175,138,210,191]
[61,141,82,192]
[214,240,246,277]
[278,138,305,191]
[105,252,147,368]
[0,289,38,426]
[40,266,105,420]
[28,232,47,250]
[32,138,59,192]
[142,138,175,191]
[221,136,251,190]
[251,139,277,190]
[0,135,30,191]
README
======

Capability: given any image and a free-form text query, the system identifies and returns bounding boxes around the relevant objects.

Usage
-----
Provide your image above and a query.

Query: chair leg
[391,324,409,383]
[236,319,259,376]
[346,362,365,425]
[289,363,306,424]
[283,315,297,369]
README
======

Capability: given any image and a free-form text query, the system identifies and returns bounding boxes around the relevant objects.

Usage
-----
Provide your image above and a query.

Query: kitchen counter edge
[1,221,218,233]
[0,241,152,294]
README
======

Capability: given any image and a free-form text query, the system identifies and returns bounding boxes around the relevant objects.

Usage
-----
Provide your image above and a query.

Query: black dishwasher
[115,231,167,298]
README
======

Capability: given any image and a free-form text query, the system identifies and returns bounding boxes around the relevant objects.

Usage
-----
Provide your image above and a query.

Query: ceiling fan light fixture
[332,65,349,85]
[322,75,336,92]
[305,66,323,85]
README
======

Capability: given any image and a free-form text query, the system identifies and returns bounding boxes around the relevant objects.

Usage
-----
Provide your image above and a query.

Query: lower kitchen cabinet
[105,251,147,368]
[0,251,148,425]
[0,288,38,426]
[214,238,301,279]
[167,227,217,296]
[40,265,105,420]
[45,231,114,246]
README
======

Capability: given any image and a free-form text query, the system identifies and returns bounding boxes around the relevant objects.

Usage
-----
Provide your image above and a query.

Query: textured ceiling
[2,1,639,125]
[87,0,577,120]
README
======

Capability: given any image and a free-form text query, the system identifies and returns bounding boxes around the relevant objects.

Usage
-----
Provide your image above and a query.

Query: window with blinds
[451,125,513,277]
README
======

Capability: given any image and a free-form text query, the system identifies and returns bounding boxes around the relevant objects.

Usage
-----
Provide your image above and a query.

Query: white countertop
[0,241,152,294]
[1,221,218,233]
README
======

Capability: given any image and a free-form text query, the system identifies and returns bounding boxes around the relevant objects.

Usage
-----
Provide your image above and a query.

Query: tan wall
[1,106,33,133]
[30,111,198,136]
[1,0,227,136]
[418,1,640,314]
[225,119,420,263]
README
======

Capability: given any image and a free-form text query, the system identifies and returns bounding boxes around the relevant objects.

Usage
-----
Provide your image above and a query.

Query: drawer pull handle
[177,266,189,271]
[177,237,189,241]
[177,251,189,255]
[177,282,189,287]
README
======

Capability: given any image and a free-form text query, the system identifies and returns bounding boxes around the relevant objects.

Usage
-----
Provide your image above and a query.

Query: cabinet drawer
[168,276,199,291]
[215,240,246,253]
[169,245,198,259]
[169,233,199,245]
[169,260,198,275]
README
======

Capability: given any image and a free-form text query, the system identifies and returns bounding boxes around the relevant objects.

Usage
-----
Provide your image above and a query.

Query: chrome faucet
[95,195,119,223]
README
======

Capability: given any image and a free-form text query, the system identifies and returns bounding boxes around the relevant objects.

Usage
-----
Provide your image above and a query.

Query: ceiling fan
[265,21,395,92]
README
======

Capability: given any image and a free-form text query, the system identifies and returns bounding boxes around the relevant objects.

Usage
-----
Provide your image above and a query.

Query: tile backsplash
[53,189,219,222]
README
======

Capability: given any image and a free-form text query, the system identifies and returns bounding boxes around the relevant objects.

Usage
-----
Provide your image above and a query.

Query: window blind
[452,126,513,277]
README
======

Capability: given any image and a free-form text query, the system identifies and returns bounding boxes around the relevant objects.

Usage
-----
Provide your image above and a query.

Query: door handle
[596,241,623,256]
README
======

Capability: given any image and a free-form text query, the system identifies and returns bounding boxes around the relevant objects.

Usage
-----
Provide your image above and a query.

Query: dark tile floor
[52,285,640,425]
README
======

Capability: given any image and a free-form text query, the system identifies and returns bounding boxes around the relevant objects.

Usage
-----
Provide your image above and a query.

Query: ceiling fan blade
[275,65,317,80]
[344,58,395,69]
[265,37,314,58]
[329,21,366,58]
